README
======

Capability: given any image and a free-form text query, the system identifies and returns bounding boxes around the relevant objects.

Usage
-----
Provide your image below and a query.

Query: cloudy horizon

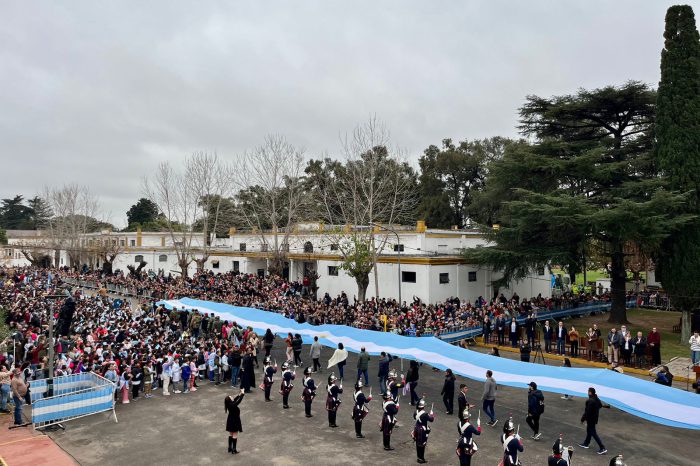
[1,1,693,227]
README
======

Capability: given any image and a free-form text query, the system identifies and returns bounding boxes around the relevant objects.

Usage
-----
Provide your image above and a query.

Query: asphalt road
[48,343,696,466]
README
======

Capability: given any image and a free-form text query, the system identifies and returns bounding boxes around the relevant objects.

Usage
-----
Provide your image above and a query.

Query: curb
[473,341,695,384]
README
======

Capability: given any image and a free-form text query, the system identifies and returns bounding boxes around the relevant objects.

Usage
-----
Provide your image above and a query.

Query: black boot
[417,446,426,463]
[231,437,238,454]
[355,421,364,438]
[228,437,233,453]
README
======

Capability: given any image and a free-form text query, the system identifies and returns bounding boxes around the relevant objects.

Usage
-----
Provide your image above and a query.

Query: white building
[2,223,551,304]
[77,222,552,305]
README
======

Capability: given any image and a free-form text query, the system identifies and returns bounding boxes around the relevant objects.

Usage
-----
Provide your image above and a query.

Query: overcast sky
[1,1,696,227]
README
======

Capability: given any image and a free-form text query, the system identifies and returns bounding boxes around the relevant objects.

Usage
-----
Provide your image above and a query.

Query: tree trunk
[681,308,692,343]
[179,259,189,278]
[194,258,206,272]
[102,261,113,275]
[356,273,369,302]
[608,245,629,324]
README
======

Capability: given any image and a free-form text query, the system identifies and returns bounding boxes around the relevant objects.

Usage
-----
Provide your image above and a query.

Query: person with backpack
[526,381,544,440]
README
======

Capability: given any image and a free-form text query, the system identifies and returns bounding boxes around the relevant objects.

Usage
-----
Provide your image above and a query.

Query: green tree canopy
[126,198,160,227]
[653,5,700,340]
[466,82,691,323]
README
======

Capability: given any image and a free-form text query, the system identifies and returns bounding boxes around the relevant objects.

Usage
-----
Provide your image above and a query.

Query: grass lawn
[550,267,645,285]
[558,307,688,362]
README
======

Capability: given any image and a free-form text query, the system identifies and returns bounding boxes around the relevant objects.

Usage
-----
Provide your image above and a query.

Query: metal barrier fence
[437,299,638,343]
[62,278,153,300]
[30,372,117,429]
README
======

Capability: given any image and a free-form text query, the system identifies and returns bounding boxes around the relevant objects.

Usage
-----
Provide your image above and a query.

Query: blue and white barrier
[159,297,700,430]
[30,372,117,428]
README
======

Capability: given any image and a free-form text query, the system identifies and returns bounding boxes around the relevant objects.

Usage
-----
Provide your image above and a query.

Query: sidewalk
[0,413,77,466]
[473,339,696,383]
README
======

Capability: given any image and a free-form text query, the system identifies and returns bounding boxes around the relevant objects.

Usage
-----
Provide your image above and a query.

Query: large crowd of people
[57,267,620,338]
[0,266,691,465]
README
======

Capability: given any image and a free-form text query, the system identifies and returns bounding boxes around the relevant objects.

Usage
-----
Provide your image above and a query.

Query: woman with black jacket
[225,390,245,454]
[441,368,456,414]
[292,334,303,366]
[406,360,420,405]
[263,329,275,357]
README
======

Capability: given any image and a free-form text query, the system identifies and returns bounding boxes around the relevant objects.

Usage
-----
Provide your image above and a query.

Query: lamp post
[370,223,402,306]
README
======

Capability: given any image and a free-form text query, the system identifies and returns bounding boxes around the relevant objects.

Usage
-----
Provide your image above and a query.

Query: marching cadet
[548,435,573,466]
[302,366,317,418]
[456,409,481,466]
[411,398,435,464]
[279,361,295,409]
[325,373,343,428]
[500,417,524,466]
[351,380,372,438]
[380,391,399,450]
[262,356,277,402]
[387,369,405,403]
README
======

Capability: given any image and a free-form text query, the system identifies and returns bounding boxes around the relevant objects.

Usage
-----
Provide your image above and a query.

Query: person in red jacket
[647,328,661,366]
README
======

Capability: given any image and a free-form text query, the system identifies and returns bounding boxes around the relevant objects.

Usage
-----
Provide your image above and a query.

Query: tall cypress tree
[654,5,700,341]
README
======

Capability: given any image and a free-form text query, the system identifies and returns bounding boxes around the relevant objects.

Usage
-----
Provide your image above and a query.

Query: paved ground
[0,414,77,466]
[44,343,697,466]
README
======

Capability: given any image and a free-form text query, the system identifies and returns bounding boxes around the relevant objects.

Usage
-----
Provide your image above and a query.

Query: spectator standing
[10,367,28,426]
[543,321,553,353]
[377,352,391,394]
[556,321,567,356]
[606,328,620,364]
[568,326,579,358]
[0,363,11,413]
[647,327,661,366]
[285,333,294,362]
[509,318,519,348]
[689,331,700,366]
[482,370,498,426]
[578,387,609,455]
[356,347,370,385]
[633,332,647,368]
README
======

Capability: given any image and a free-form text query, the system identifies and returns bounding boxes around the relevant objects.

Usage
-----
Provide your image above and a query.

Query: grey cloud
[0,1,691,226]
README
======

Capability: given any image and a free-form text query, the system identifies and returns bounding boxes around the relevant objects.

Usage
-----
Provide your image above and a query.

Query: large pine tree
[467,82,690,323]
[654,5,700,341]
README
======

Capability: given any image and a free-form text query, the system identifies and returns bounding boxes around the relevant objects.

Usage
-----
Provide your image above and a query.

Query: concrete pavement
[46,343,696,466]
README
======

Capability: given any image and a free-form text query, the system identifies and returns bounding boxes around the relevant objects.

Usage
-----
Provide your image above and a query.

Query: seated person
[654,366,673,386]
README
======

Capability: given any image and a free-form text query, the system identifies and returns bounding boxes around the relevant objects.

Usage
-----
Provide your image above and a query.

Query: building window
[135,255,144,263]
[239,243,247,252]
[212,260,220,269]
[130,239,136,247]
[401,271,416,283]
[159,254,168,262]
[304,241,313,253]
[393,244,404,252]
[439,273,449,284]
[120,239,125,247]
[328,266,339,276]
[233,261,240,272]
[330,243,339,251]
[468,271,477,282]
[257,268,265,278]
[260,243,268,252]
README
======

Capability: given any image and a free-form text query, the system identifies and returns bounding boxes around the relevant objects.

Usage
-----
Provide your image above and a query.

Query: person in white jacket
[690,331,700,366]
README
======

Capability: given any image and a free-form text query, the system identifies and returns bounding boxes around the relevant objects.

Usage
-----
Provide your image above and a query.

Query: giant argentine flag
[158,298,700,430]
